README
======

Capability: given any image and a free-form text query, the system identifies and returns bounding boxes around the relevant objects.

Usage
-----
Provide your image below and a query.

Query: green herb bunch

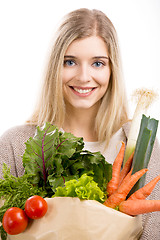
[0,164,46,240]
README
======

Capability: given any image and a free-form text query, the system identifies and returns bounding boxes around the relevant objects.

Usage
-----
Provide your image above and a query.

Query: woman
[0,8,160,239]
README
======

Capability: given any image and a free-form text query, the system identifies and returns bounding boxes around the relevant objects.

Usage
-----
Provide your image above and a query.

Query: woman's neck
[63,105,98,142]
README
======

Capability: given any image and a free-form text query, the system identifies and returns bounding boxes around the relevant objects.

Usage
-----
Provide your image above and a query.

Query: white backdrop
[0,0,160,140]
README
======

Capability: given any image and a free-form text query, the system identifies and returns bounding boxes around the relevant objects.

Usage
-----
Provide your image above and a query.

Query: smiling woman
[0,7,160,240]
[27,9,128,144]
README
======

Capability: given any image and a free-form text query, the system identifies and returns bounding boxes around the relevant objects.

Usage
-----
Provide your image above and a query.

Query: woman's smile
[69,86,97,97]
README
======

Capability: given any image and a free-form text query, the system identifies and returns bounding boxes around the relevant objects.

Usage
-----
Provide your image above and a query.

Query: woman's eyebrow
[93,56,109,59]
[64,55,76,59]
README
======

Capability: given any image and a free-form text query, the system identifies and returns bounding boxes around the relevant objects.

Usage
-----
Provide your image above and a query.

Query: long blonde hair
[28,8,128,144]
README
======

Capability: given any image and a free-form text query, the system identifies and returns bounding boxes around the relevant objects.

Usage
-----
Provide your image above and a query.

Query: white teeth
[73,88,92,93]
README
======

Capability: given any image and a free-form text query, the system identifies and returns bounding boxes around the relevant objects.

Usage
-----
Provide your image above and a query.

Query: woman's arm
[140,138,160,239]
[0,125,36,178]
[123,122,160,239]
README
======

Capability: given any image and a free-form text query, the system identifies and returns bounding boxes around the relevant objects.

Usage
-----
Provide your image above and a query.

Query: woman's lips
[69,86,96,97]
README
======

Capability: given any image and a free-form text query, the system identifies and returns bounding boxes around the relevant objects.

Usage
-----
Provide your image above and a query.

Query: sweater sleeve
[122,122,160,239]
[0,125,36,178]
[140,138,160,240]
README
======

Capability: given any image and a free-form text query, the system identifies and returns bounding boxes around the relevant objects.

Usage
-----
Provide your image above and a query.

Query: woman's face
[62,36,111,111]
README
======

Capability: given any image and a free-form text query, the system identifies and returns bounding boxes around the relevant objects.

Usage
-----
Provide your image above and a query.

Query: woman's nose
[76,64,91,82]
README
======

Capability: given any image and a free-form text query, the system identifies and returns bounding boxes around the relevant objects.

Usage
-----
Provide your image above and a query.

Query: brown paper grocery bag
[8,197,143,240]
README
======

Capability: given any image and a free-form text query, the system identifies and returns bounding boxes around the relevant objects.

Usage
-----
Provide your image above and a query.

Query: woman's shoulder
[121,120,131,138]
[0,124,37,178]
[0,124,36,144]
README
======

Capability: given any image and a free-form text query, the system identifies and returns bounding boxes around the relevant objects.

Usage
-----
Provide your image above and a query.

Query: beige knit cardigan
[0,123,160,240]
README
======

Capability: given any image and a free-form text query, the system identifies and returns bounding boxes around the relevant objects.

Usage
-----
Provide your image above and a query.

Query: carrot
[104,168,148,209]
[128,175,160,200]
[106,141,125,196]
[119,199,160,216]
[119,151,134,186]
[104,168,132,208]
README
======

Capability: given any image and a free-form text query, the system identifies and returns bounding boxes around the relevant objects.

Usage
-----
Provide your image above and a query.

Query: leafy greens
[23,122,112,194]
[53,173,105,203]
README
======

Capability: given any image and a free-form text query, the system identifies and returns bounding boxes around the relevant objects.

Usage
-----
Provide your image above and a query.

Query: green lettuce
[53,174,105,203]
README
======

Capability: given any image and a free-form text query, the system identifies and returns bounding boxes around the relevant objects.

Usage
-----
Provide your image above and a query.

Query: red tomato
[25,195,48,219]
[2,207,28,235]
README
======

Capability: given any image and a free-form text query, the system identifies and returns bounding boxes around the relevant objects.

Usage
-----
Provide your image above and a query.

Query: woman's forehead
[65,36,109,57]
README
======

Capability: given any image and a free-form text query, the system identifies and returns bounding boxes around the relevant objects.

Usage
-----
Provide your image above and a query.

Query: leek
[128,114,158,196]
[123,88,158,165]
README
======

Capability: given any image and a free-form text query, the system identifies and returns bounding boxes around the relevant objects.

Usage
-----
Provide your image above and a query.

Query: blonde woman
[0,8,160,239]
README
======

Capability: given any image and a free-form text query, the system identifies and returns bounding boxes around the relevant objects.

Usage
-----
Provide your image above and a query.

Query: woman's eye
[93,61,104,67]
[64,60,75,66]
